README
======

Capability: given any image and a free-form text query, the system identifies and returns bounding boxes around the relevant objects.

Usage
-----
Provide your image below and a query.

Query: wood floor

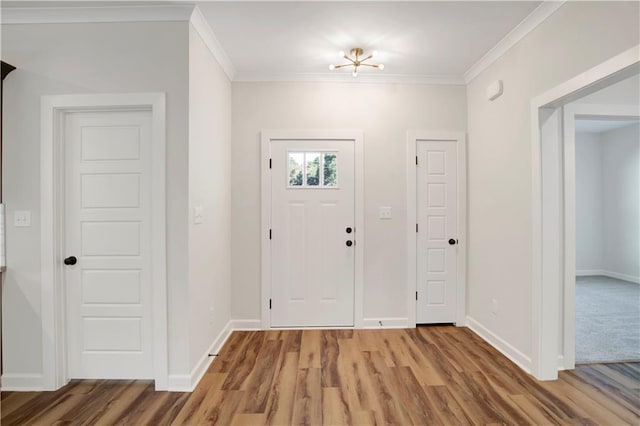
[2,326,639,425]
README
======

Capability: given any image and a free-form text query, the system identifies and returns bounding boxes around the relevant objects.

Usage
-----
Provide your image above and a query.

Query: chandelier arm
[360,54,373,62]
[359,63,381,68]
[332,63,353,69]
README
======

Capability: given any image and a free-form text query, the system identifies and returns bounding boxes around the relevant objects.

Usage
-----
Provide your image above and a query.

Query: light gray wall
[575,132,604,272]
[187,24,232,371]
[466,1,639,360]
[1,21,191,381]
[231,82,467,322]
[602,123,640,281]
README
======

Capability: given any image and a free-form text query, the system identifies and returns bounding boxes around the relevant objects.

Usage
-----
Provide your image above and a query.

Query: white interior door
[65,109,153,379]
[417,140,458,323]
[270,140,355,327]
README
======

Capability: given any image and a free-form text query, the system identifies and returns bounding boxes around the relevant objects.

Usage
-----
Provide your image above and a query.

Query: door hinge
[269,158,272,169]
[416,223,419,233]
[415,155,418,165]
[416,291,418,301]
[269,229,272,240]
[269,299,272,310]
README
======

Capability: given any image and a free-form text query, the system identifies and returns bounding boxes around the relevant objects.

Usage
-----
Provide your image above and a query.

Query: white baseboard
[576,269,639,284]
[167,319,234,392]
[466,316,532,374]
[230,319,262,330]
[602,270,640,284]
[1,373,45,391]
[362,317,409,329]
[576,269,604,276]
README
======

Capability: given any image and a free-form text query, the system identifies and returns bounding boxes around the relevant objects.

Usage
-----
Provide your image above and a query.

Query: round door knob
[346,240,353,247]
[64,256,77,266]
[448,239,457,245]
[346,227,353,234]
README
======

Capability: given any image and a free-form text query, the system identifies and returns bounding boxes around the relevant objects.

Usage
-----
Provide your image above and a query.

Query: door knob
[346,240,353,247]
[346,227,353,234]
[448,239,457,245]
[64,256,77,266]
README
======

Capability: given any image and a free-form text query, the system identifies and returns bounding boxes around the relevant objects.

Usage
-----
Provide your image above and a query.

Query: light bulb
[329,64,335,71]
[339,51,345,58]
[378,64,385,70]
[352,69,358,77]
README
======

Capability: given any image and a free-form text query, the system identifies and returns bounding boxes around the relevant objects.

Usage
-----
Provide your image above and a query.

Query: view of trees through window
[288,151,337,187]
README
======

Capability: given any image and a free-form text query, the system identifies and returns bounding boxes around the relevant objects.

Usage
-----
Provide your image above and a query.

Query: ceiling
[575,119,639,134]
[2,1,552,83]
[197,1,541,83]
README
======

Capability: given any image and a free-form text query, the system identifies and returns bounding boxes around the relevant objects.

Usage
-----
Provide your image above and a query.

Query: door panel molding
[406,131,467,328]
[40,93,167,390]
[261,130,364,329]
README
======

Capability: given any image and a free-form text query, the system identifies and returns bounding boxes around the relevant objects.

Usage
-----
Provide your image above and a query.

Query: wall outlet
[379,206,392,220]
[14,211,31,227]
[194,206,204,225]
[491,299,498,315]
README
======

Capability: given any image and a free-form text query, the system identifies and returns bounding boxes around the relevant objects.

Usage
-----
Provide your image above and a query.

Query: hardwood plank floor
[2,326,639,425]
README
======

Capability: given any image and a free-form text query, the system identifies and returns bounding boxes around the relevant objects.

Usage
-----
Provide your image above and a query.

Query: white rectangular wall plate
[14,210,31,227]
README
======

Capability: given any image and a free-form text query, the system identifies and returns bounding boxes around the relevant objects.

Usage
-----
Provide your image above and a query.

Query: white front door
[417,140,458,323]
[270,140,355,327]
[64,109,153,379]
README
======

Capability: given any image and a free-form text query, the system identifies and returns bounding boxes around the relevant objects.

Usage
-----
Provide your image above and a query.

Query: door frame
[40,93,167,390]
[261,130,364,329]
[530,45,639,380]
[560,103,640,371]
[406,131,467,328]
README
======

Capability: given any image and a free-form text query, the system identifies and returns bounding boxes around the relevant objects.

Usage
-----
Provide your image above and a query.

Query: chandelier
[329,48,385,77]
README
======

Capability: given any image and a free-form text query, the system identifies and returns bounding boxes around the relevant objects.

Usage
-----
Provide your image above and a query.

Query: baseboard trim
[230,319,262,330]
[602,270,640,284]
[576,269,604,276]
[466,316,532,374]
[1,373,46,391]
[576,269,639,284]
[167,319,234,392]
[362,317,409,329]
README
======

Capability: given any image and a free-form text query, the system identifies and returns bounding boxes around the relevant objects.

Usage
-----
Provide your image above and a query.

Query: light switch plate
[14,210,31,227]
[379,206,392,220]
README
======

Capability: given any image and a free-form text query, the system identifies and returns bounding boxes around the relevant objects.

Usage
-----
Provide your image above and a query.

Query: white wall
[1,21,192,384]
[575,132,604,272]
[231,82,466,322]
[187,24,232,372]
[466,1,639,364]
[602,123,640,281]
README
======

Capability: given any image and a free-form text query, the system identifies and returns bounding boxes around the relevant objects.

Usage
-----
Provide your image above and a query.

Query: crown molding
[463,1,565,84]
[189,6,236,81]
[233,72,465,85]
[0,5,194,24]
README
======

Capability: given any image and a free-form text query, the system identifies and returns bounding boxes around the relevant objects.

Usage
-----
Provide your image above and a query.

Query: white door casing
[407,131,467,328]
[40,93,167,390]
[261,130,364,329]
[530,46,639,380]
[65,110,153,379]
[416,141,458,323]
[270,141,354,327]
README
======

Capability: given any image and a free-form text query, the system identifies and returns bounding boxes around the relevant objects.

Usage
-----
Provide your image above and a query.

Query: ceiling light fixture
[329,48,384,77]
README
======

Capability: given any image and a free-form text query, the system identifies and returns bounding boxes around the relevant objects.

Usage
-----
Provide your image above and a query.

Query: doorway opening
[572,111,639,365]
[531,45,639,380]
